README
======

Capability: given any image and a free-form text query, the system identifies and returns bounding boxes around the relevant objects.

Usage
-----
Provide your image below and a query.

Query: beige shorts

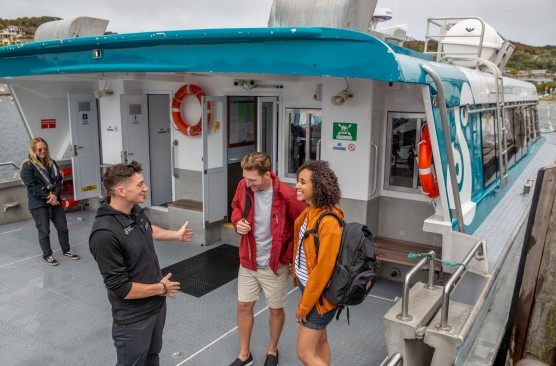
[237,264,288,309]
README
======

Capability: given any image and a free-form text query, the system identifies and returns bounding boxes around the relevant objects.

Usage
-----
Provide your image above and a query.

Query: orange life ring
[171,84,211,137]
[60,168,72,178]
[418,124,440,199]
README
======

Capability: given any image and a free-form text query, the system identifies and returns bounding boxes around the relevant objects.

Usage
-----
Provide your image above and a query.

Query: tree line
[403,40,556,74]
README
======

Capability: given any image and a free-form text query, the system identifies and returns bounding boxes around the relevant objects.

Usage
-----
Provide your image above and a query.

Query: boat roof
[0,26,537,106]
[0,26,437,82]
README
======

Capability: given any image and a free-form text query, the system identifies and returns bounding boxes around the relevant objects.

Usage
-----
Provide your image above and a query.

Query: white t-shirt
[254,185,273,268]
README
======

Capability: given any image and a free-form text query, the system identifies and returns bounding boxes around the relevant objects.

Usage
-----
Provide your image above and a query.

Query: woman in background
[293,160,343,366]
[20,137,80,265]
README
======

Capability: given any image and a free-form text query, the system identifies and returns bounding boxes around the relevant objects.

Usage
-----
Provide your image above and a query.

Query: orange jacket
[293,205,344,316]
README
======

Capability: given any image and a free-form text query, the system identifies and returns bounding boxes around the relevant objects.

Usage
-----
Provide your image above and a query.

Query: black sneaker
[264,350,279,366]
[229,353,253,366]
[44,256,59,266]
[63,251,80,260]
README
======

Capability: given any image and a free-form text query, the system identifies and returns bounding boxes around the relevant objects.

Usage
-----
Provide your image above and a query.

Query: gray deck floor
[474,132,556,271]
[0,208,401,366]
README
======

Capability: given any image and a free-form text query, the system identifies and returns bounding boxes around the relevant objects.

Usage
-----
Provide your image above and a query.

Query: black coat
[20,160,63,210]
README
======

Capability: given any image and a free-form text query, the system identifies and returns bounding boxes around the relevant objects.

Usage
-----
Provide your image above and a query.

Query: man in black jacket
[89,161,193,366]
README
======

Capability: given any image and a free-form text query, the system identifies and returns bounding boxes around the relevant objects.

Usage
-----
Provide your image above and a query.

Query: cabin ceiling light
[232,79,283,90]
[233,79,257,90]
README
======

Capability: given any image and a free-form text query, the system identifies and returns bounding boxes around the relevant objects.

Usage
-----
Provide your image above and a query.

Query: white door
[257,97,278,173]
[120,95,151,207]
[147,94,173,206]
[67,94,102,200]
[202,96,227,228]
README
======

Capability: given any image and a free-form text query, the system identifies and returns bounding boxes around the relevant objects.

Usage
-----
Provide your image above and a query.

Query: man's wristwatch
[160,282,168,297]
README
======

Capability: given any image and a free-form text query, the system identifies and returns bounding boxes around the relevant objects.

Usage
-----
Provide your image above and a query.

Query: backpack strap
[302,211,344,255]
[243,187,251,220]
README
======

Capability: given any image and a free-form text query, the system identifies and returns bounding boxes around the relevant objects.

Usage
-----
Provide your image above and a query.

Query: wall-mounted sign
[333,142,347,151]
[333,122,357,141]
[41,119,56,129]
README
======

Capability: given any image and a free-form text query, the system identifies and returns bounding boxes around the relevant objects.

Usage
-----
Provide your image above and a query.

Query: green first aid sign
[333,122,357,141]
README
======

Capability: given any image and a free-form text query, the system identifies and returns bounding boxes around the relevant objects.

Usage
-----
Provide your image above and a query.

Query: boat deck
[0,208,401,366]
[2,106,554,366]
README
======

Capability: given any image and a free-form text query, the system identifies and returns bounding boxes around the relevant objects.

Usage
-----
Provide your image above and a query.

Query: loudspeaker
[331,90,352,106]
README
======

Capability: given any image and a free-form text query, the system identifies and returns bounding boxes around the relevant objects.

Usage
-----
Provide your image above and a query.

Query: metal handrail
[0,162,20,171]
[424,16,487,65]
[437,240,486,331]
[397,250,436,321]
[370,141,378,197]
[421,65,465,233]
[384,352,403,366]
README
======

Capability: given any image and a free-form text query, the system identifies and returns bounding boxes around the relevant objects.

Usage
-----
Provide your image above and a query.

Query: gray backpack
[302,211,376,323]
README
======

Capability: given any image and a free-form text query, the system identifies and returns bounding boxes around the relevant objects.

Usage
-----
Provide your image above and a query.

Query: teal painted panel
[0,27,405,81]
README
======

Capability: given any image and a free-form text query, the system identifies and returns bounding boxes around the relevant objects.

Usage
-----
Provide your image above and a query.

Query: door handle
[171,140,178,178]
[73,144,78,157]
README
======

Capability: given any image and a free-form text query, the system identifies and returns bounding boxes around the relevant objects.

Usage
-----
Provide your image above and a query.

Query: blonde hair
[240,152,271,176]
[28,137,53,169]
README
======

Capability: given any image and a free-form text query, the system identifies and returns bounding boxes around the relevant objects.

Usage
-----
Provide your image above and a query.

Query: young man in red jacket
[229,152,306,366]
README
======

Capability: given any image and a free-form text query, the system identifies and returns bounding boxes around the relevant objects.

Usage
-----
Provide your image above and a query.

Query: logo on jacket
[124,224,135,235]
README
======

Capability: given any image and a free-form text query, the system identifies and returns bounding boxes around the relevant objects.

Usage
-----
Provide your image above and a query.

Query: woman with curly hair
[293,160,343,365]
[20,137,80,266]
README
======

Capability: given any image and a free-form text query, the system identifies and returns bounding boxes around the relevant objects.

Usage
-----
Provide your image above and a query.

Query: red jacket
[231,172,306,274]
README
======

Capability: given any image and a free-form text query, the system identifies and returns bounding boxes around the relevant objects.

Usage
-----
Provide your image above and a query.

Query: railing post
[397,250,437,321]
[436,240,485,331]
[384,352,403,366]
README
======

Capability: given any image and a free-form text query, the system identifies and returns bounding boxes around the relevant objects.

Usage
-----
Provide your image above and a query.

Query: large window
[481,112,498,186]
[285,109,321,178]
[384,113,426,193]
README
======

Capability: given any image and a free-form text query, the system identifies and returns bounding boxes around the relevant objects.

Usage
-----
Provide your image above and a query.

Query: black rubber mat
[162,244,239,297]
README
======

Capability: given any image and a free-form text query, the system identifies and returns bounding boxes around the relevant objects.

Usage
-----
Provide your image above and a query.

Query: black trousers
[112,302,167,366]
[30,205,70,259]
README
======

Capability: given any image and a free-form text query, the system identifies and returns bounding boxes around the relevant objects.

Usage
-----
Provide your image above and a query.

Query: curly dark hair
[297,160,341,208]
[103,160,143,194]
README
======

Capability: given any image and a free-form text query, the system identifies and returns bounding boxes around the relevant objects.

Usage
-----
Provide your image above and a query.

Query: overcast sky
[3,0,555,46]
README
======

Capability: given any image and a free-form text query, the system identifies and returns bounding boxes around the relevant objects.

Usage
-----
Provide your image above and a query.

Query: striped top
[295,219,309,286]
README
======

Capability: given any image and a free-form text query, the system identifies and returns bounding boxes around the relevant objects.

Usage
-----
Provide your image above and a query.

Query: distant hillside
[0,17,61,38]
[0,16,116,38]
[403,40,556,74]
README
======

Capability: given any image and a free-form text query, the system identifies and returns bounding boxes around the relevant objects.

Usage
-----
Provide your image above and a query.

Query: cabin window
[285,109,322,178]
[513,108,525,161]
[505,111,517,169]
[384,113,426,193]
[481,112,498,186]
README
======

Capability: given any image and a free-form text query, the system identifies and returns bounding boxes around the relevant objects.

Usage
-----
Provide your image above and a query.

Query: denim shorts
[298,283,337,330]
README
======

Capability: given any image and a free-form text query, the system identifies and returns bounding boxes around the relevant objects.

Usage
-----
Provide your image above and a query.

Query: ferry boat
[0,1,552,365]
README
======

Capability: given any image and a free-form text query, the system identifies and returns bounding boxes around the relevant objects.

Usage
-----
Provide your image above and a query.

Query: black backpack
[302,211,376,323]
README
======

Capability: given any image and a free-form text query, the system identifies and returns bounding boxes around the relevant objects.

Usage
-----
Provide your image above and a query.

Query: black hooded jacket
[89,202,165,325]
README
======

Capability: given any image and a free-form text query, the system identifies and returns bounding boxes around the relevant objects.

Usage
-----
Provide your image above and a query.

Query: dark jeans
[30,205,70,259]
[112,303,167,366]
